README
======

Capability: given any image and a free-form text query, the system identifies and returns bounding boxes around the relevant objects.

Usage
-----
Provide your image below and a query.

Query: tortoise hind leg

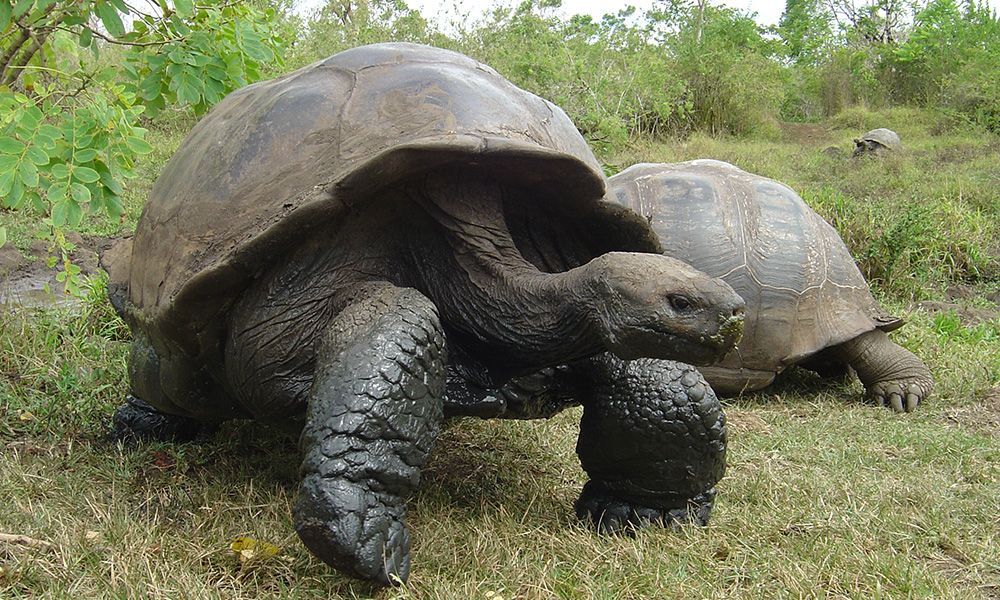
[835,329,933,413]
[111,333,217,443]
[293,283,446,585]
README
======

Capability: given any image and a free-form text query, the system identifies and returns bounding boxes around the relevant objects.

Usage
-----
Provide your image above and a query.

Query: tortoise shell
[115,43,616,359]
[608,160,902,391]
[858,128,901,151]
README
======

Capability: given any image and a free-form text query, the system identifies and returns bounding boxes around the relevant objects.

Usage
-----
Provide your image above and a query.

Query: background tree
[0,0,284,288]
[778,0,834,64]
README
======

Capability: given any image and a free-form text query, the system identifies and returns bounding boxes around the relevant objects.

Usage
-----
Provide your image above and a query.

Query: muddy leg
[574,357,726,533]
[111,333,219,443]
[293,284,446,585]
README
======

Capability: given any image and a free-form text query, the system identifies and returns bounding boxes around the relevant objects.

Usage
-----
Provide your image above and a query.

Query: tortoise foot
[575,481,716,534]
[866,380,926,413]
[294,476,410,585]
[110,395,207,443]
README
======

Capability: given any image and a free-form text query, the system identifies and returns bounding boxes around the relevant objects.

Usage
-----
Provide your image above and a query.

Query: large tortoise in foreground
[103,44,745,584]
[608,160,932,411]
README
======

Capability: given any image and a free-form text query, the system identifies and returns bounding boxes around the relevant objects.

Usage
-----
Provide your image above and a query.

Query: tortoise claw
[866,380,927,413]
[575,481,715,534]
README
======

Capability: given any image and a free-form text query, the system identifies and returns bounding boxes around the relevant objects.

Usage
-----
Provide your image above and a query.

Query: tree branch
[56,24,181,47]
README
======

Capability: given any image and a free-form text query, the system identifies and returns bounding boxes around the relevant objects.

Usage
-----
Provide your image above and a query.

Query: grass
[2,107,999,598]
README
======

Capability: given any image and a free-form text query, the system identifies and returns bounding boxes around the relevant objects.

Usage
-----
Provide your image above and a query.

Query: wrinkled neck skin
[403,173,604,377]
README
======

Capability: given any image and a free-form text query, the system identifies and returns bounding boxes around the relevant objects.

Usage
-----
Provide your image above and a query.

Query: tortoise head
[582,252,745,365]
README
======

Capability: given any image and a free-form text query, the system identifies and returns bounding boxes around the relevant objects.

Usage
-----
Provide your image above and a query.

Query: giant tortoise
[607,160,932,412]
[854,128,902,157]
[103,45,745,584]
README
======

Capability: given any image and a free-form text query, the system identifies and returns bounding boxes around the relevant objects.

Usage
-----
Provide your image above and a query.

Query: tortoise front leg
[835,329,933,413]
[293,283,446,585]
[574,357,726,533]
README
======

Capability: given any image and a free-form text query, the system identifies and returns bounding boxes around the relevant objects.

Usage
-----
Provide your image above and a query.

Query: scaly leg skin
[293,283,446,585]
[574,356,726,533]
[443,364,578,419]
[835,329,933,413]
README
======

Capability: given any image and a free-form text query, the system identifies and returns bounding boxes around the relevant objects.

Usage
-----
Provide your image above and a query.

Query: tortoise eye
[669,295,692,311]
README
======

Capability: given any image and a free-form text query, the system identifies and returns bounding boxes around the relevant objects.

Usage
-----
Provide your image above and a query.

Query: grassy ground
[1,108,998,598]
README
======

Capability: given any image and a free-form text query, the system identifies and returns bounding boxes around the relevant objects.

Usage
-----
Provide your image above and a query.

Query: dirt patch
[942,387,1000,437]
[779,122,833,147]
[724,407,772,436]
[918,300,1000,326]
[0,233,114,308]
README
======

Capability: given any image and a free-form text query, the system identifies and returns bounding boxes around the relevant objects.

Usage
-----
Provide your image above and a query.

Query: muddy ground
[0,233,116,308]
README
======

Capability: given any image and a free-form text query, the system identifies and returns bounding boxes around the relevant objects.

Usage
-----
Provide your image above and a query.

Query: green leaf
[173,0,193,18]
[0,3,11,29]
[99,167,123,195]
[0,171,15,198]
[51,199,68,226]
[66,199,84,226]
[73,166,100,183]
[105,195,124,220]
[0,169,14,196]
[18,159,37,187]
[50,163,70,180]
[126,136,153,154]
[11,0,33,19]
[0,226,6,248]
[74,148,98,163]
[79,25,93,48]
[96,2,126,37]
[0,155,17,172]
[71,182,91,204]
[0,136,25,154]
[26,145,48,165]
[139,73,163,101]
[6,178,23,208]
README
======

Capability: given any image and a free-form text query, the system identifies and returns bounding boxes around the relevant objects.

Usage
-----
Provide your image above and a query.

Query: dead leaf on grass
[230,536,280,563]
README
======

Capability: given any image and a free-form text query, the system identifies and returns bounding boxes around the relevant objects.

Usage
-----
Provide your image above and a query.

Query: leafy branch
[0,0,285,291]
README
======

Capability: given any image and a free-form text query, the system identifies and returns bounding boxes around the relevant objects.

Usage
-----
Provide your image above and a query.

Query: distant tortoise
[853,128,901,157]
[103,44,745,584]
[608,160,932,412]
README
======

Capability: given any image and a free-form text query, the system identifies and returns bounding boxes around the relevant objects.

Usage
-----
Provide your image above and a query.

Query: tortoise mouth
[607,314,743,365]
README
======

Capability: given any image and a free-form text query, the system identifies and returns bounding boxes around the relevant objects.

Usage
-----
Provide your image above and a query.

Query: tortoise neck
[406,174,605,373]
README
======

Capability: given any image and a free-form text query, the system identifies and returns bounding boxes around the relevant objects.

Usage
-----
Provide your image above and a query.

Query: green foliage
[0,0,284,286]
[123,3,283,116]
[777,0,833,65]
[458,1,689,150]
[286,0,441,68]
[648,2,783,135]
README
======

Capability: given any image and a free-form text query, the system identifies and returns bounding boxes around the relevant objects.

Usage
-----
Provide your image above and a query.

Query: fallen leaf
[230,536,279,563]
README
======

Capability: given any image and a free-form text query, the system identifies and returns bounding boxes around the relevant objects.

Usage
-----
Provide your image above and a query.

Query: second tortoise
[608,160,932,412]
